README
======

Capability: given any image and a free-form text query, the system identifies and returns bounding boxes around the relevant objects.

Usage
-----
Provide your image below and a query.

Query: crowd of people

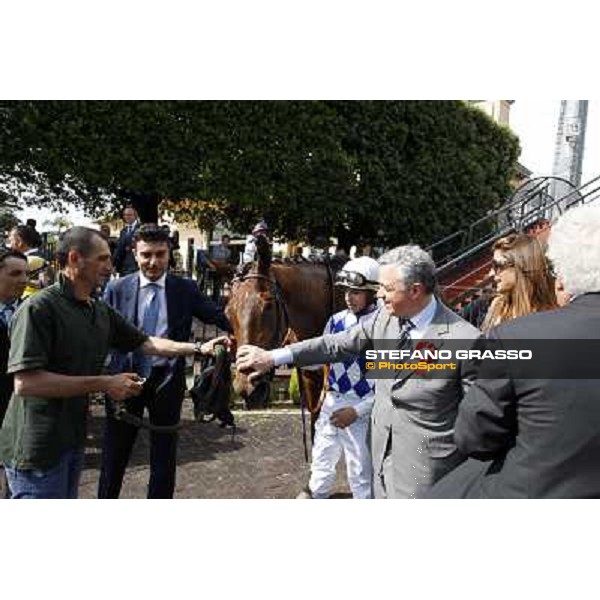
[1,201,600,498]
[237,203,600,499]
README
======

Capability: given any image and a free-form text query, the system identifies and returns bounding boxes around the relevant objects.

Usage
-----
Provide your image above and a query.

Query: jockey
[240,220,269,265]
[301,255,380,499]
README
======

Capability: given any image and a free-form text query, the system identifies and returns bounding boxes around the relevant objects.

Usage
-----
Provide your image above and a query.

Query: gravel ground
[78,399,351,499]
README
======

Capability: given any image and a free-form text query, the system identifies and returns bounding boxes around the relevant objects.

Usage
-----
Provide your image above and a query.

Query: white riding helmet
[335,256,380,291]
[252,220,269,235]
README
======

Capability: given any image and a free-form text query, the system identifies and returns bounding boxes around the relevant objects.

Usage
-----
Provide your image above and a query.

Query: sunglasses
[490,259,514,273]
[335,271,378,289]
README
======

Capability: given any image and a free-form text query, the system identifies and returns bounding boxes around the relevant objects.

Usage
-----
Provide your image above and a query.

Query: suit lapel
[421,300,452,341]
[123,275,140,326]
[165,275,176,336]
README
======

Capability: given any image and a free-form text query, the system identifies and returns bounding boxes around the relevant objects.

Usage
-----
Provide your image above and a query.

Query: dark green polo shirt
[0,275,147,470]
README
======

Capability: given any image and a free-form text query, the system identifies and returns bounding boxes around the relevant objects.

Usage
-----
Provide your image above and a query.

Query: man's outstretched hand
[236,345,275,383]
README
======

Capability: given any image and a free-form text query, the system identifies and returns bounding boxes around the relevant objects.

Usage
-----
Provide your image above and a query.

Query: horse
[225,236,346,432]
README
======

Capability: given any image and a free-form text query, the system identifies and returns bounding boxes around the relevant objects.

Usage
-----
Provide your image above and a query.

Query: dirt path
[78,400,351,499]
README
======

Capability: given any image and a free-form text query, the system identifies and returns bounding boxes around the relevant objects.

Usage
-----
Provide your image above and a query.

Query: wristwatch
[193,341,204,356]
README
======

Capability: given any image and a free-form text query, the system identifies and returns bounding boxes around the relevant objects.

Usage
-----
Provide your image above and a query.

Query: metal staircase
[431,174,600,313]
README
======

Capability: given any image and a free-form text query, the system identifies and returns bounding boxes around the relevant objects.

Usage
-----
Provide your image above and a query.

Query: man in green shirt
[0,226,224,499]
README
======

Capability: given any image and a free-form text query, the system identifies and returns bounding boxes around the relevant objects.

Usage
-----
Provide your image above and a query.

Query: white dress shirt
[406,295,437,341]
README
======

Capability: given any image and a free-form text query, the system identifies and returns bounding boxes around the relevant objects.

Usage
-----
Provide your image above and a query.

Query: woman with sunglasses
[481,232,557,332]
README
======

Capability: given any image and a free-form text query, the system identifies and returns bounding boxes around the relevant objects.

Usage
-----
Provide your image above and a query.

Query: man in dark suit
[429,203,600,498]
[98,224,231,499]
[0,249,28,497]
[113,205,140,276]
[237,245,480,498]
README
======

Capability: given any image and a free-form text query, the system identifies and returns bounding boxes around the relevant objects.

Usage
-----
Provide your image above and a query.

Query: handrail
[437,174,600,309]
[433,174,600,276]
[426,176,554,258]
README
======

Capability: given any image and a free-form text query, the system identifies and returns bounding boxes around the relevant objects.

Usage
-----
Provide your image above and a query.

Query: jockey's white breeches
[309,410,372,499]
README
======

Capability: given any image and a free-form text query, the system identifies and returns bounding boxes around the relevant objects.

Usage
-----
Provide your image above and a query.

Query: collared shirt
[210,243,232,263]
[405,295,437,341]
[0,273,147,470]
[138,272,168,366]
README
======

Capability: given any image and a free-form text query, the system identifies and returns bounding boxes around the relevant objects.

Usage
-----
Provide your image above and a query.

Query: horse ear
[256,236,272,272]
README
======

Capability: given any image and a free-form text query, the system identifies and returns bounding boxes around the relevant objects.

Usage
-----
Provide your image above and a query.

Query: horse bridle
[233,264,338,462]
[232,272,292,350]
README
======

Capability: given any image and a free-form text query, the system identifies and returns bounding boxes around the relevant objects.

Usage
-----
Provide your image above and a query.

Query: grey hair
[56,226,106,269]
[378,245,437,293]
[547,204,600,296]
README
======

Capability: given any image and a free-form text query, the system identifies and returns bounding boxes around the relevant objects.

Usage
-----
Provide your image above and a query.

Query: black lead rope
[114,409,183,433]
[113,362,183,434]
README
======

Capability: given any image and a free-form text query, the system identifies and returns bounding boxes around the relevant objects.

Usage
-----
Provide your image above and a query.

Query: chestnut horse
[226,237,346,431]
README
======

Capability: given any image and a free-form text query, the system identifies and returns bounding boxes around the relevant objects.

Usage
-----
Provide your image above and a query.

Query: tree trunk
[335,228,353,256]
[127,193,160,224]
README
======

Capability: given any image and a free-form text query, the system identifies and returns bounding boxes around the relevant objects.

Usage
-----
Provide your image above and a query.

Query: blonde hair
[481,233,557,332]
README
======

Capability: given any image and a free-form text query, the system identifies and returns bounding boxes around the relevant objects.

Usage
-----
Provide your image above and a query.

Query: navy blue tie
[391,318,416,393]
[397,317,415,350]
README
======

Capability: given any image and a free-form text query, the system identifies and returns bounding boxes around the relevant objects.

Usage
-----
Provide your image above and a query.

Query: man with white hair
[429,203,600,498]
[237,245,480,499]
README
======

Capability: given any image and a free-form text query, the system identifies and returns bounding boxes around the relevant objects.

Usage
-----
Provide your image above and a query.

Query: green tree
[0,205,19,235]
[0,101,519,248]
[0,101,213,221]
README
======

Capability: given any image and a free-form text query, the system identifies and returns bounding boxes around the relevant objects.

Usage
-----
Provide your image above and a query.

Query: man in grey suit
[237,245,480,498]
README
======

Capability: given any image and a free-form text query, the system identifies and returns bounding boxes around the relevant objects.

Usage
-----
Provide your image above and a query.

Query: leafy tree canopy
[0,101,519,249]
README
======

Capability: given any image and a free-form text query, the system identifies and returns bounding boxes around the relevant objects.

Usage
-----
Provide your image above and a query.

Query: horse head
[226,267,289,409]
[227,257,344,411]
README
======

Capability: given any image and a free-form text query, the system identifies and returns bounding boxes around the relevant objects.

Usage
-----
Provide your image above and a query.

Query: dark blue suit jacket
[113,223,140,275]
[104,273,231,377]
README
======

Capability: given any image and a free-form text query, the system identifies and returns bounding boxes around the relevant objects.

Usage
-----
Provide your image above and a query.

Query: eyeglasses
[490,259,514,273]
[335,270,378,289]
